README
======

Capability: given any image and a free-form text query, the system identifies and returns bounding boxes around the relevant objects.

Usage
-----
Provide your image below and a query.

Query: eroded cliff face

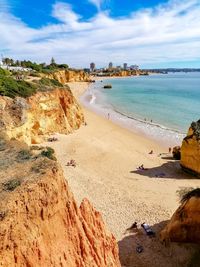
[0,140,120,267]
[160,191,200,244]
[0,88,84,145]
[44,69,91,84]
[181,120,200,176]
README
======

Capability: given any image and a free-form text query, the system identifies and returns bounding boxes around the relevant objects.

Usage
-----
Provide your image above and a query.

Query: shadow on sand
[130,160,195,179]
[118,220,198,267]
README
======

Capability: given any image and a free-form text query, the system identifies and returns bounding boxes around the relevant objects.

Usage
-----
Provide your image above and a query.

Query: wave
[89,94,96,104]
[81,81,186,146]
[112,107,186,135]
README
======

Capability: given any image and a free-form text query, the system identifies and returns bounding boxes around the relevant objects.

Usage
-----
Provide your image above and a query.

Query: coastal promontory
[181,120,200,176]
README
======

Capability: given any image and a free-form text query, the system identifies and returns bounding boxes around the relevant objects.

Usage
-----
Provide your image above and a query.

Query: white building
[0,59,4,67]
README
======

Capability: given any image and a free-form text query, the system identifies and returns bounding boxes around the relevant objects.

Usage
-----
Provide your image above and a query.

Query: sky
[0,0,200,68]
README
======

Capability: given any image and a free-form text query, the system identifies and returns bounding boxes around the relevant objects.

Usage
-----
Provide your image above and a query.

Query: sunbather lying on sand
[137,164,148,170]
[66,159,76,167]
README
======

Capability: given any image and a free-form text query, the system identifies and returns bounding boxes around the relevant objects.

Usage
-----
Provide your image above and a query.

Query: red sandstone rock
[0,143,120,267]
[160,189,200,244]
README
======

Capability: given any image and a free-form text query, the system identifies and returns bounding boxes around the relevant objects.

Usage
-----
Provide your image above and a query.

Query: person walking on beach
[169,147,171,153]
[108,113,110,120]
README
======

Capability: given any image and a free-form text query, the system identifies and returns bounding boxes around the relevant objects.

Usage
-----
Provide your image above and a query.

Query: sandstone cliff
[181,120,200,176]
[160,188,200,244]
[0,140,120,267]
[44,69,91,84]
[0,88,84,145]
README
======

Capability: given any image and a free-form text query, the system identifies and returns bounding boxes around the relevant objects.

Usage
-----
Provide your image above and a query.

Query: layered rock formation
[0,140,120,267]
[181,120,200,176]
[0,88,84,145]
[160,188,200,244]
[44,69,91,84]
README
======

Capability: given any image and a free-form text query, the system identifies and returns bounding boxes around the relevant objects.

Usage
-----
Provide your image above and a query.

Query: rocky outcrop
[160,188,200,244]
[181,120,200,176]
[0,88,84,145]
[99,70,148,77]
[44,69,91,84]
[0,140,120,266]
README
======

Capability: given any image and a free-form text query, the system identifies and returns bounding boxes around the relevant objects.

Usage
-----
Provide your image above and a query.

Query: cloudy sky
[0,0,200,68]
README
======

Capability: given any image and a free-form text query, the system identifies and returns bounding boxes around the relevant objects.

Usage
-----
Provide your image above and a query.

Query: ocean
[81,72,200,146]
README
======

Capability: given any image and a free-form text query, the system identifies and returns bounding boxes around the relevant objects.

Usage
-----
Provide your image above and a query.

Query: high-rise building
[108,62,113,69]
[90,62,96,72]
[123,63,128,70]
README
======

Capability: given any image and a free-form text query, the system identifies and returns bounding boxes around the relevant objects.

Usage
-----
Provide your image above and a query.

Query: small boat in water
[103,84,112,89]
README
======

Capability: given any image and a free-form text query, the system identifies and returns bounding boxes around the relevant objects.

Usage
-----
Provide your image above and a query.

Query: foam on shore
[80,82,185,147]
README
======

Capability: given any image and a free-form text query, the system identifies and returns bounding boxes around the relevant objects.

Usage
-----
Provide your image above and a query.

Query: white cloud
[0,0,200,67]
[88,0,103,10]
[52,2,79,26]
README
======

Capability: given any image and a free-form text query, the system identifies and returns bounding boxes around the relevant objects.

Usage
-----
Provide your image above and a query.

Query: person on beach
[169,147,171,153]
[108,113,110,120]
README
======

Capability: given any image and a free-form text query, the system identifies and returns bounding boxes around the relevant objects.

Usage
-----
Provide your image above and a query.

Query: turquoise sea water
[81,73,200,146]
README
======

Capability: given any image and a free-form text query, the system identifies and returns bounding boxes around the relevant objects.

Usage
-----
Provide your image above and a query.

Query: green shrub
[31,159,51,174]
[29,72,41,77]
[3,179,21,191]
[0,76,36,98]
[0,68,10,77]
[17,149,32,160]
[41,147,57,161]
[39,78,63,87]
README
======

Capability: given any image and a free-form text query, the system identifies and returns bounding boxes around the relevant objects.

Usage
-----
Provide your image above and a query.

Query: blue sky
[10,0,168,28]
[0,0,200,68]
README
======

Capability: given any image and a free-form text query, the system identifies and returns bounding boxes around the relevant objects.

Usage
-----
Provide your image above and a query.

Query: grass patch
[0,71,37,98]
[31,159,52,174]
[17,149,32,161]
[3,179,21,191]
[38,78,63,88]
[41,147,57,161]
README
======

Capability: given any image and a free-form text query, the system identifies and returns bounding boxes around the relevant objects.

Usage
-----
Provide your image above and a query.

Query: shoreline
[78,80,185,148]
[47,81,200,267]
[68,81,167,150]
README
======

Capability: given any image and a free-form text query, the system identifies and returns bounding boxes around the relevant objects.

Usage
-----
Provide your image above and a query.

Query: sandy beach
[45,82,200,267]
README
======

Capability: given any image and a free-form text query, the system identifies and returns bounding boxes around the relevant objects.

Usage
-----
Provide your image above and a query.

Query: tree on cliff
[50,57,56,66]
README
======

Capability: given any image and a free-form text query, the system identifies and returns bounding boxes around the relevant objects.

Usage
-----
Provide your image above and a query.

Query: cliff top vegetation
[0,68,66,98]
[2,57,69,73]
[0,68,37,98]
